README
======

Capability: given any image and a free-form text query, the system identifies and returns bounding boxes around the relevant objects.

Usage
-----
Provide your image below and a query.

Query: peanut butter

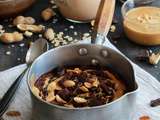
[123,7,160,45]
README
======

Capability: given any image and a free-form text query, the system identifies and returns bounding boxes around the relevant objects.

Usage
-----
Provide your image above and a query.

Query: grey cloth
[0,39,160,120]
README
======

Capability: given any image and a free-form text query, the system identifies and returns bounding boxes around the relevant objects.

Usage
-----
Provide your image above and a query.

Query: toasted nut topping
[17,24,44,33]
[55,95,67,104]
[13,16,35,26]
[74,97,87,104]
[92,78,99,87]
[41,8,56,21]
[110,25,116,32]
[63,80,76,87]
[32,86,40,98]
[44,28,55,41]
[0,32,23,43]
[149,53,160,65]
[91,20,95,26]
[46,92,55,102]
[64,104,74,108]
[79,86,89,92]
[84,82,92,89]
[47,77,63,92]
[24,31,33,37]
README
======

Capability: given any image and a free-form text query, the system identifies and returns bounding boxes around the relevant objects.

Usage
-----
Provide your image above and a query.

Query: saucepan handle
[91,0,116,44]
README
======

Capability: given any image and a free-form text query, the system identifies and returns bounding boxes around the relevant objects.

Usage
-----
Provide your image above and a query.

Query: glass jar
[0,0,36,18]
[54,0,101,23]
[122,0,160,46]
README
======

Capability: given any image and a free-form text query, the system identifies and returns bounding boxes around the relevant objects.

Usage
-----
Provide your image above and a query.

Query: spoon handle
[0,68,28,117]
[91,0,116,44]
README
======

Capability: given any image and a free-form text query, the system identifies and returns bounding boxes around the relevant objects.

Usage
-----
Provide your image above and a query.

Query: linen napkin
[0,38,159,120]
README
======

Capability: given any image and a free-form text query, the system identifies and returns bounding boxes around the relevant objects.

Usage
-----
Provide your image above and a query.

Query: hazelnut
[41,8,56,21]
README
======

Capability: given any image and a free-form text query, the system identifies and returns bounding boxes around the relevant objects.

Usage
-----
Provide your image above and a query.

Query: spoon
[0,38,49,117]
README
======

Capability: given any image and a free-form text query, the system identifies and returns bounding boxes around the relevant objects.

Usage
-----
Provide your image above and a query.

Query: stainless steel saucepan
[27,0,139,120]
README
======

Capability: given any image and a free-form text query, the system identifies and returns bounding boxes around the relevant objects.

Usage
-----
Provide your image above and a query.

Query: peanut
[74,97,87,104]
[13,16,35,26]
[149,53,160,65]
[17,24,44,33]
[0,32,23,43]
[24,31,33,37]
[41,8,56,21]
[44,28,55,41]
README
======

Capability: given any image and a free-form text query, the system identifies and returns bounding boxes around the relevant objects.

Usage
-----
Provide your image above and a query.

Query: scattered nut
[149,53,160,65]
[44,28,55,41]
[13,16,35,26]
[91,20,95,26]
[84,82,92,89]
[74,97,87,104]
[41,8,56,21]
[17,24,44,33]
[24,31,33,37]
[63,80,76,87]
[110,25,116,32]
[69,25,74,29]
[55,95,67,104]
[139,116,151,120]
[0,32,23,43]
[6,111,21,117]
[79,86,89,92]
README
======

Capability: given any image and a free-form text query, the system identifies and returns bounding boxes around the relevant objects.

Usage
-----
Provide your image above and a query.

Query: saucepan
[27,0,139,120]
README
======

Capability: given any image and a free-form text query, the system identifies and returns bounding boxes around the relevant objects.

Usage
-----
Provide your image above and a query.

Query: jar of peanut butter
[54,0,101,23]
[122,0,160,46]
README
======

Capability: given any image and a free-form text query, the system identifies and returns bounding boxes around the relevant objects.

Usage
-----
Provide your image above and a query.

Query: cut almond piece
[55,95,67,104]
[63,80,76,88]
[74,97,87,104]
